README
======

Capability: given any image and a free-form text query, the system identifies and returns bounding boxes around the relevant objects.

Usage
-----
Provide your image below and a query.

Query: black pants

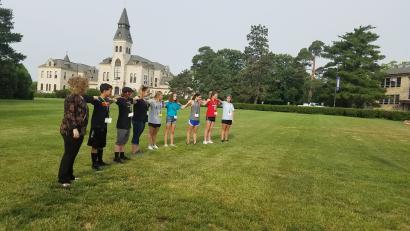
[58,134,84,184]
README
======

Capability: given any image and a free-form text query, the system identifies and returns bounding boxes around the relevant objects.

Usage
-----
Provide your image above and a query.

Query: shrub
[233,103,410,121]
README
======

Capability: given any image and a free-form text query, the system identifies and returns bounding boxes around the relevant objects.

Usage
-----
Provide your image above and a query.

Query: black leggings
[58,134,84,184]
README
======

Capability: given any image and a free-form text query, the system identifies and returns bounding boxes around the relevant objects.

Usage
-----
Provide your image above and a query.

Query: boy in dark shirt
[114,87,134,163]
[87,83,113,170]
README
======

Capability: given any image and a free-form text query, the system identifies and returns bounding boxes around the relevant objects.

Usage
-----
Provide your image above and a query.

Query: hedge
[232,103,410,121]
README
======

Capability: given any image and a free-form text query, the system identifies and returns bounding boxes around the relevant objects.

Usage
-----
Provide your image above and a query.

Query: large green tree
[321,25,385,108]
[169,69,195,98]
[0,1,32,99]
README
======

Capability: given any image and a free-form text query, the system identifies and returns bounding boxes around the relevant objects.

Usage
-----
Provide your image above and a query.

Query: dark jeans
[58,134,84,184]
[132,120,146,145]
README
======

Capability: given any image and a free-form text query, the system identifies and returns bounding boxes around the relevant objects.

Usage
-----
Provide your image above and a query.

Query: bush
[86,89,101,97]
[34,92,57,98]
[233,103,410,121]
[55,89,70,98]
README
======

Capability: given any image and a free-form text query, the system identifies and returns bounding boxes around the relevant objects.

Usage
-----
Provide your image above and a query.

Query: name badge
[174,115,178,119]
[194,113,199,118]
[128,112,134,117]
[105,118,112,124]
[214,111,218,116]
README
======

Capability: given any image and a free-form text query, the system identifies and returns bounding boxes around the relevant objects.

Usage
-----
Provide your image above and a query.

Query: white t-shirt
[222,101,235,120]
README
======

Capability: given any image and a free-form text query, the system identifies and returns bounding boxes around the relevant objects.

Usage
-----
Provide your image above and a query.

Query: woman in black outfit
[58,77,89,188]
[131,86,150,154]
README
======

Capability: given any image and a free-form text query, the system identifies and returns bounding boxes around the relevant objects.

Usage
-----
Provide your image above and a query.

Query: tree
[169,69,195,98]
[321,25,385,108]
[0,1,32,99]
[297,40,325,103]
[241,24,271,104]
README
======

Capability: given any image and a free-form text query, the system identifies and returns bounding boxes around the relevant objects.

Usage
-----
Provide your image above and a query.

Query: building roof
[386,66,410,75]
[113,8,133,43]
[39,56,98,82]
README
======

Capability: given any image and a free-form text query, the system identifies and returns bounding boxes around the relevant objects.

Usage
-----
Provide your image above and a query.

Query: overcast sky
[4,0,410,80]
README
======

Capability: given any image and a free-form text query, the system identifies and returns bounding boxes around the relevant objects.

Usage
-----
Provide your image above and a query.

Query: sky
[3,0,410,80]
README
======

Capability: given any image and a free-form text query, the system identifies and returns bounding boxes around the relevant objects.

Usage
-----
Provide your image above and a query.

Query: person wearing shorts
[164,93,182,147]
[183,93,205,145]
[86,83,113,171]
[147,91,163,150]
[131,86,149,155]
[113,87,134,163]
[221,95,235,142]
[203,91,221,144]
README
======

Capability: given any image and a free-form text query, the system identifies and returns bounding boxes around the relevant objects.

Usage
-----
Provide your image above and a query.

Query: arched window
[155,78,158,87]
[114,59,121,80]
[103,72,106,81]
[130,73,133,83]
[119,46,122,52]
[55,71,57,78]
[54,84,57,91]
[115,46,118,52]
[40,84,43,91]
[133,75,136,83]
[114,87,120,96]
[107,72,110,81]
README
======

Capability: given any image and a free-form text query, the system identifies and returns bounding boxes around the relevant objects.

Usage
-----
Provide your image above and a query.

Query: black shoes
[113,156,124,164]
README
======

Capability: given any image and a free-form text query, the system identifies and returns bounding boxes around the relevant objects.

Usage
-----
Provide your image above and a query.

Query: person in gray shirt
[147,91,163,150]
[182,93,207,145]
[221,95,235,142]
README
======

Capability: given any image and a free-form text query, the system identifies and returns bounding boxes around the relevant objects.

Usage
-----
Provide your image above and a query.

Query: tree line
[0,1,33,99]
[170,24,389,108]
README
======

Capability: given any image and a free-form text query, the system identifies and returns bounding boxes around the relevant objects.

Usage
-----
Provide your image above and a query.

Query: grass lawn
[0,98,409,230]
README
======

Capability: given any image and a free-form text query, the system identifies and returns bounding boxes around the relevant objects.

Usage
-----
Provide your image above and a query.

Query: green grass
[0,98,409,230]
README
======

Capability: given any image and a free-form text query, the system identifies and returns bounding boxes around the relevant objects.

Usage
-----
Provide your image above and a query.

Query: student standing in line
[131,86,150,155]
[203,91,221,144]
[164,93,183,147]
[183,93,205,145]
[113,87,134,163]
[221,95,235,142]
[87,83,113,171]
[147,91,163,150]
[58,77,89,188]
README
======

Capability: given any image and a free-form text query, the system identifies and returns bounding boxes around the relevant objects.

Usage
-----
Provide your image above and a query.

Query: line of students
[57,77,234,188]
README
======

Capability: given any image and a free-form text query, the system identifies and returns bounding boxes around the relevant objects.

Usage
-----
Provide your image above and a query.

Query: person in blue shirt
[164,93,183,147]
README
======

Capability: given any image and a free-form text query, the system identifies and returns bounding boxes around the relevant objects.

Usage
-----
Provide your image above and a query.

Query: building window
[49,62,52,66]
[107,72,109,81]
[114,59,121,80]
[55,71,57,78]
[64,72,66,80]
[115,46,118,52]
[103,72,106,81]
[155,78,158,87]
[382,95,400,105]
[63,85,65,90]
[385,78,391,88]
[40,84,43,91]
[133,76,136,83]
[130,73,133,83]
[119,46,122,52]
[54,84,57,92]
[72,74,74,77]
[397,77,401,87]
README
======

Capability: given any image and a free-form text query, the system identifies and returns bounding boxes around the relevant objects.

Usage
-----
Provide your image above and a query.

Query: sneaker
[61,183,71,188]
[208,140,214,144]
[114,157,124,164]
[148,145,154,150]
[203,141,208,145]
[92,164,102,171]
[164,144,169,147]
[170,144,176,147]
[153,145,159,150]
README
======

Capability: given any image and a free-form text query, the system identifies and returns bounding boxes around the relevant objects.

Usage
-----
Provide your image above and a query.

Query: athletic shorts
[222,120,233,125]
[166,116,177,124]
[206,117,216,122]
[87,127,107,148]
[116,128,130,145]
[148,123,161,128]
[188,120,200,126]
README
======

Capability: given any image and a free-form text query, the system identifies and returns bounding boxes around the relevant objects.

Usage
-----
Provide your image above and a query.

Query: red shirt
[206,99,220,117]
